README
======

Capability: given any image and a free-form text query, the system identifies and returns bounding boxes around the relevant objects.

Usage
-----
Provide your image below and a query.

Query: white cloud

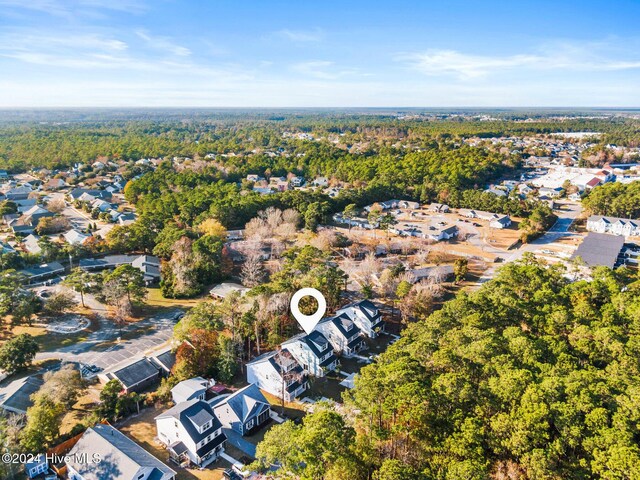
[401,43,640,79]
[135,30,191,57]
[276,28,323,42]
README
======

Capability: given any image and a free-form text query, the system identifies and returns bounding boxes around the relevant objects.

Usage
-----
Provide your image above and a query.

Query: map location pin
[290,287,327,334]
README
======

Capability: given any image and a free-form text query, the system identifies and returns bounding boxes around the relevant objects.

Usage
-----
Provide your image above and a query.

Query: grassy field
[145,288,209,309]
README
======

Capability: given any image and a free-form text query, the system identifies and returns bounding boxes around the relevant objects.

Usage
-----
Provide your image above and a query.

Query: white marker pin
[290,287,326,334]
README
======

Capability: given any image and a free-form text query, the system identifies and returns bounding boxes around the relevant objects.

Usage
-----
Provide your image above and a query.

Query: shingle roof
[110,358,160,389]
[215,384,270,424]
[156,399,225,448]
[171,377,207,402]
[67,424,176,480]
[0,375,44,414]
[571,232,625,268]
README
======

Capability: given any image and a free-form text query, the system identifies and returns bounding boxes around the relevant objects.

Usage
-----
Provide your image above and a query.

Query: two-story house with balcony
[281,330,338,377]
[314,313,365,356]
[587,215,640,237]
[246,349,308,401]
[337,300,385,338]
[155,399,227,467]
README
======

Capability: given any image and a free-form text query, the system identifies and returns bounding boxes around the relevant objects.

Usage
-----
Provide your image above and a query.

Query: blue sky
[1,0,640,107]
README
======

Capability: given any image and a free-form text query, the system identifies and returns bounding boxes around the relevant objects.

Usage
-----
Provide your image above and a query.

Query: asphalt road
[476,201,582,284]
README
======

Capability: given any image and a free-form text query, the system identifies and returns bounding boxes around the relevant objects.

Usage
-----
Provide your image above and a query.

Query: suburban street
[476,201,583,284]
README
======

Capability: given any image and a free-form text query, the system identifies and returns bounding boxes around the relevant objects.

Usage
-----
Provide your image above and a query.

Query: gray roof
[21,262,65,279]
[156,399,225,451]
[0,375,44,414]
[149,349,175,373]
[171,377,208,402]
[571,232,625,268]
[588,215,640,227]
[67,424,176,480]
[214,384,270,424]
[109,358,160,389]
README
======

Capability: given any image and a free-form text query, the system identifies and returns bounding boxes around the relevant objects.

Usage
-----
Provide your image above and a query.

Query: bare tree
[47,197,66,214]
[262,207,283,232]
[241,253,266,287]
[170,237,199,295]
[282,208,300,226]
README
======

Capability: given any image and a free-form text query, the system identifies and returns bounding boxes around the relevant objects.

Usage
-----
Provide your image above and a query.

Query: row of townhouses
[246,300,384,401]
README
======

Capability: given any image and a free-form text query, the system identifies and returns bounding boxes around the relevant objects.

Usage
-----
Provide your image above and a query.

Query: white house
[211,383,271,436]
[155,399,227,467]
[587,215,640,237]
[365,199,420,212]
[312,177,329,187]
[25,454,56,479]
[67,424,176,480]
[246,349,308,401]
[489,215,512,229]
[171,377,213,404]
[337,300,385,338]
[314,313,365,356]
[281,331,338,377]
[538,186,563,198]
[63,229,91,245]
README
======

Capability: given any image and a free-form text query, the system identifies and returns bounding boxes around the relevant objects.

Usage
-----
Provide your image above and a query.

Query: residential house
[21,205,55,226]
[246,174,265,183]
[209,282,250,299]
[171,377,211,404]
[0,375,44,414]
[460,209,512,228]
[63,229,91,246]
[0,241,14,254]
[406,265,454,284]
[538,186,564,198]
[15,198,37,213]
[155,399,227,467]
[20,262,65,283]
[246,349,308,401]
[5,186,32,201]
[429,203,450,213]
[489,215,512,229]
[67,424,176,480]
[290,175,305,187]
[68,188,112,202]
[312,177,329,187]
[79,254,160,284]
[117,213,136,225]
[91,199,112,212]
[281,331,338,377]
[98,357,162,393]
[25,454,56,479]
[314,313,365,356]
[337,300,385,338]
[365,199,420,212]
[211,383,271,436]
[131,255,161,285]
[44,178,67,190]
[587,215,640,237]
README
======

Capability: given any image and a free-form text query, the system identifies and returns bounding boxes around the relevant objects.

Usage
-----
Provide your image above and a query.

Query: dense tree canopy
[582,181,640,218]
[339,257,640,479]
